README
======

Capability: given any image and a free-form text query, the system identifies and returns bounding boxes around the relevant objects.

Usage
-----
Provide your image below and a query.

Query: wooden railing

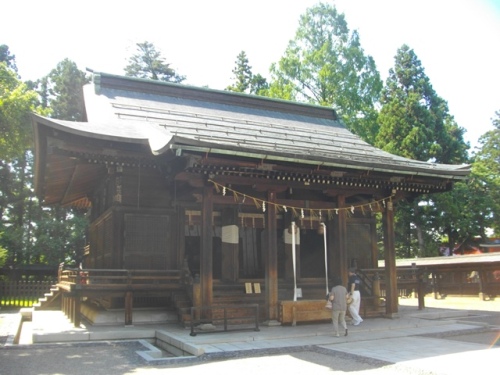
[58,268,185,291]
[189,304,260,336]
[359,267,426,309]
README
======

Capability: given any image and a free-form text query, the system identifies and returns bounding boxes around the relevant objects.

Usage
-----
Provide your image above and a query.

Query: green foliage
[376,45,469,164]
[0,52,89,269]
[267,2,382,143]
[0,45,17,73]
[226,51,269,95]
[0,63,39,160]
[226,51,252,93]
[376,45,470,256]
[34,59,89,121]
[0,243,7,268]
[470,110,500,234]
[125,41,185,83]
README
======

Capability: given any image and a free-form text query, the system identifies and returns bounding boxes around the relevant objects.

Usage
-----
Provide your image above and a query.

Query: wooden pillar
[125,291,133,325]
[200,185,213,318]
[177,207,186,269]
[70,294,81,327]
[221,208,239,281]
[333,195,348,283]
[265,190,279,324]
[478,269,487,301]
[383,201,399,317]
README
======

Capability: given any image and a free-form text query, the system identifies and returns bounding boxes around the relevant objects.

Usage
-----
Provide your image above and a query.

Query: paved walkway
[1,297,500,375]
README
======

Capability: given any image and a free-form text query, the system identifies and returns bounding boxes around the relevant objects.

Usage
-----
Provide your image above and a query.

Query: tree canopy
[470,110,500,234]
[0,63,39,160]
[375,44,470,257]
[376,45,469,164]
[0,44,18,73]
[0,53,89,271]
[32,59,90,121]
[267,2,382,143]
[125,41,185,83]
[226,51,269,95]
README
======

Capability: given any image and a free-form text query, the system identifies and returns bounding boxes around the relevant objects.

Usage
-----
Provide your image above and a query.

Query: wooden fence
[0,280,56,308]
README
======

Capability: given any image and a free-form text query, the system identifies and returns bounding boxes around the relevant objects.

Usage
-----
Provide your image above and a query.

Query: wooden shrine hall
[32,72,470,327]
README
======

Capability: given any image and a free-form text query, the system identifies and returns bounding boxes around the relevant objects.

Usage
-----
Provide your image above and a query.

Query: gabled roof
[35,72,470,179]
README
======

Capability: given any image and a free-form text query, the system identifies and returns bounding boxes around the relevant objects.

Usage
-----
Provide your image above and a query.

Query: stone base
[262,319,281,327]
[80,302,178,326]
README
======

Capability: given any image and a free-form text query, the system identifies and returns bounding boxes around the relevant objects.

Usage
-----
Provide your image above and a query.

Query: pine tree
[125,41,185,83]
[376,45,469,257]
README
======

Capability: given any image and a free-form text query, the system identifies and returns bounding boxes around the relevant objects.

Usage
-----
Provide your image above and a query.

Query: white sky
[2,0,499,150]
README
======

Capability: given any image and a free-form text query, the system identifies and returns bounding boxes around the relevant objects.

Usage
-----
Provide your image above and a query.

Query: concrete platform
[3,296,500,375]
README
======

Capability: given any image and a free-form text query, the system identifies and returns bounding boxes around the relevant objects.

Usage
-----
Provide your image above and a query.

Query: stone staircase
[32,285,62,311]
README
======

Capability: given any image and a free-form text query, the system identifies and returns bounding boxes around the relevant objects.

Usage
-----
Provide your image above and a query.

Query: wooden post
[73,295,81,327]
[200,185,213,319]
[417,272,425,309]
[372,271,381,308]
[192,278,202,320]
[334,195,348,283]
[383,201,398,317]
[125,291,133,325]
[221,208,239,281]
[478,269,487,301]
[265,190,279,324]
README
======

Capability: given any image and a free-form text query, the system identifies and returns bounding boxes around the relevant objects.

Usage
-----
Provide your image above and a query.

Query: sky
[2,0,499,150]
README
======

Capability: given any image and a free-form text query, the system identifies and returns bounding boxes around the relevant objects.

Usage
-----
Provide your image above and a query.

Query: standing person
[328,276,348,337]
[347,267,363,325]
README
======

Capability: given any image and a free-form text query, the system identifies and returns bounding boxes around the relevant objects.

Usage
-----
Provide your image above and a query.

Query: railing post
[417,271,425,309]
[254,304,260,332]
[125,291,133,325]
[192,277,201,321]
[224,307,228,332]
[190,307,197,336]
[372,271,381,308]
[73,294,81,327]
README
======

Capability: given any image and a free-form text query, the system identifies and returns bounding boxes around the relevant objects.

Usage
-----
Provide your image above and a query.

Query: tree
[0,55,89,271]
[470,111,500,234]
[376,45,469,257]
[376,45,468,164]
[125,41,185,83]
[0,63,39,160]
[267,2,382,143]
[226,51,269,95]
[226,51,252,93]
[0,44,17,73]
[36,59,89,121]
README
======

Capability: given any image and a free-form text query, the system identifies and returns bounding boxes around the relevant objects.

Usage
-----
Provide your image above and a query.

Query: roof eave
[169,143,469,180]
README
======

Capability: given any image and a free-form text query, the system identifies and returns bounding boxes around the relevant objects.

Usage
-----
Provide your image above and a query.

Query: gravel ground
[0,341,437,375]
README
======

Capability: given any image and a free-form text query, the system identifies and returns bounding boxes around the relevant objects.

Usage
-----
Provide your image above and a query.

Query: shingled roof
[33,72,469,181]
